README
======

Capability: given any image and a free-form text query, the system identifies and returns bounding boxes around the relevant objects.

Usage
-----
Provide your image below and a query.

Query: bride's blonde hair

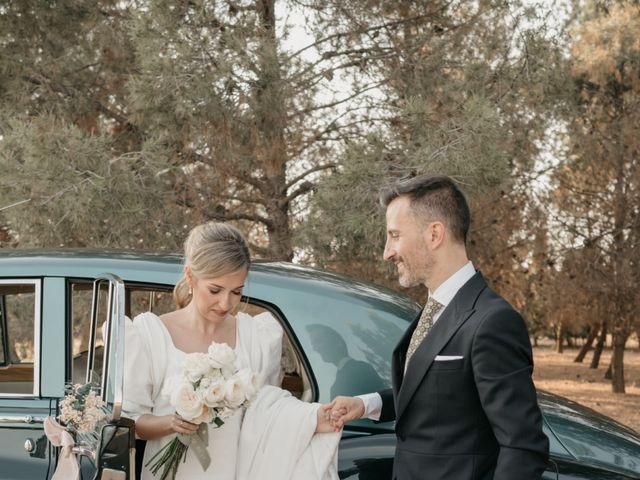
[174,222,251,308]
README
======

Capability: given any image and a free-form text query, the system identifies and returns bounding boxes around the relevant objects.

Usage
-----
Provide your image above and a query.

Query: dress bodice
[123,311,283,480]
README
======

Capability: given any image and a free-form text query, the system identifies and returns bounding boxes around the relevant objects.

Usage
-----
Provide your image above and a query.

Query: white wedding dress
[122,311,283,480]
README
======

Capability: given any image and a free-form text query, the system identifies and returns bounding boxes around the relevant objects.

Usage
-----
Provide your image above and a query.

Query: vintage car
[1,250,639,479]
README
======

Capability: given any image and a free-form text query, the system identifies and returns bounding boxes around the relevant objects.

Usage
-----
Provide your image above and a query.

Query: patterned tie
[406,297,443,364]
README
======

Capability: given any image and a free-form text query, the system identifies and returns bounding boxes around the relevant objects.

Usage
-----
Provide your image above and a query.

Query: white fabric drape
[237,386,341,480]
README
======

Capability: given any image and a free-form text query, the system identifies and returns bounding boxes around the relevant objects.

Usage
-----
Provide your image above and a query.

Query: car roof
[0,248,419,313]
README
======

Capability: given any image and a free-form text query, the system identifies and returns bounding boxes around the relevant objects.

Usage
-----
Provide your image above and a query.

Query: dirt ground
[532,341,640,433]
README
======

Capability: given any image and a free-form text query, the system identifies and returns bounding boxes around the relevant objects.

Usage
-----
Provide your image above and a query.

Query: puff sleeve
[237,311,284,388]
[255,312,284,387]
[122,313,168,422]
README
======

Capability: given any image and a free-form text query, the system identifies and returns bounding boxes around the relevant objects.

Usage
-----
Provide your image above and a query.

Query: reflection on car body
[0,249,639,479]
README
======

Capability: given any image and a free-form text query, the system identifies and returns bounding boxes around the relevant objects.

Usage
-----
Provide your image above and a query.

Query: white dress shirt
[358,261,476,420]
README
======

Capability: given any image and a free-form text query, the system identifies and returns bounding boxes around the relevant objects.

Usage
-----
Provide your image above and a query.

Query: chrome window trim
[88,274,125,422]
[0,278,41,398]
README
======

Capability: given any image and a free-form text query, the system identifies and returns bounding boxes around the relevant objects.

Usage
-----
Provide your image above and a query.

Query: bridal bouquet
[146,342,259,480]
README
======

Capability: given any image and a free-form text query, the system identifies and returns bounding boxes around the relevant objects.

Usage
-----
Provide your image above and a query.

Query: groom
[330,174,549,479]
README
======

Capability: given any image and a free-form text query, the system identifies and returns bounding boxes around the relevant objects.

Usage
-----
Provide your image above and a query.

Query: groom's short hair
[379,174,470,244]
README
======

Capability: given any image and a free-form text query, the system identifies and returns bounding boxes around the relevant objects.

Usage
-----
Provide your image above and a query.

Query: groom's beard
[396,250,432,288]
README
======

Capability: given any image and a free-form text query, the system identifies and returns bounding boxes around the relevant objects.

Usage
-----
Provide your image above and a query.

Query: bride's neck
[184,303,228,335]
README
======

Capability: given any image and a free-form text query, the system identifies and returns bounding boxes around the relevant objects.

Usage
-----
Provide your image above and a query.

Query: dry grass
[532,341,640,433]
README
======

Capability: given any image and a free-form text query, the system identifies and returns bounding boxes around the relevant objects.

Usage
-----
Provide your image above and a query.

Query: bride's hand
[168,413,199,435]
[315,401,339,433]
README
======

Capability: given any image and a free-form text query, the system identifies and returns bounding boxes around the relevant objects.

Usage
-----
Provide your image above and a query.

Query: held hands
[168,413,199,436]
[329,396,365,432]
[315,396,363,433]
[315,401,336,433]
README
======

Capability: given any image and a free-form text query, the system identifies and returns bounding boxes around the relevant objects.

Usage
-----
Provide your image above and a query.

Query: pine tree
[552,1,640,392]
[303,0,567,296]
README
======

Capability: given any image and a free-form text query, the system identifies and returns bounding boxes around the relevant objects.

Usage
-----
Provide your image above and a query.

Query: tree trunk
[574,323,599,363]
[604,361,612,380]
[609,92,627,393]
[265,190,293,261]
[256,0,293,261]
[590,320,607,369]
[555,320,564,354]
[611,331,627,393]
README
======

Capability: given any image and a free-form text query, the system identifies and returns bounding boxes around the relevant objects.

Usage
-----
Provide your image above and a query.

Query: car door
[0,279,52,479]
[53,273,135,480]
[90,273,136,480]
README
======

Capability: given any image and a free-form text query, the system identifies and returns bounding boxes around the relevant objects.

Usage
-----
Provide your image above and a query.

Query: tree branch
[205,210,273,228]
[286,181,315,203]
[0,199,32,212]
[23,73,135,129]
[95,102,134,128]
[286,163,337,189]
[224,0,255,13]
[216,193,265,205]
[291,81,384,117]
[286,12,439,62]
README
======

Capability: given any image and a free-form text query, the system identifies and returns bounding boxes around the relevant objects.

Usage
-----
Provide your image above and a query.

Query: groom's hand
[330,396,365,431]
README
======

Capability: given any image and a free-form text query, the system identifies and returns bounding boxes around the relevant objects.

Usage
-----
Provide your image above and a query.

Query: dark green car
[1,250,639,479]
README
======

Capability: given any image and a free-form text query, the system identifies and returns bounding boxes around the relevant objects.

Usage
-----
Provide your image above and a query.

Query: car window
[285,288,417,404]
[0,280,40,395]
[70,281,311,401]
[69,281,175,384]
[127,287,175,318]
[70,281,107,384]
[241,301,312,401]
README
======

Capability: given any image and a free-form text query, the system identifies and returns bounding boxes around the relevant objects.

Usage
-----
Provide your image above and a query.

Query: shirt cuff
[358,392,382,421]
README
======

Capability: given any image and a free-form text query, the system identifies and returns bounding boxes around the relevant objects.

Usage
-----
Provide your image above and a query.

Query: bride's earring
[188,287,193,296]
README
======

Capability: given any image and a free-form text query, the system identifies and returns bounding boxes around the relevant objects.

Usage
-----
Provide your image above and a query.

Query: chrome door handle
[72,445,96,460]
[0,415,46,424]
[24,438,35,452]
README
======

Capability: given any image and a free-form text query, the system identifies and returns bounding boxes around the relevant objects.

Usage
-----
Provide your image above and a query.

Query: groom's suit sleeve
[473,306,549,479]
[377,388,395,423]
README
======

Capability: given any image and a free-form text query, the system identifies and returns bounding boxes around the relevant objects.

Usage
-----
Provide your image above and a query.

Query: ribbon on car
[44,416,80,480]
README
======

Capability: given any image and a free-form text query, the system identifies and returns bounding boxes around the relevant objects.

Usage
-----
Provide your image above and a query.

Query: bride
[123,222,337,480]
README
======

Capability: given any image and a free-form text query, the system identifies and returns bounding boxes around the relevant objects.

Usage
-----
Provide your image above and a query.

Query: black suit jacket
[379,272,549,480]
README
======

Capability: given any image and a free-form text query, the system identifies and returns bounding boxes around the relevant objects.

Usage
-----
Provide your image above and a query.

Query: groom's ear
[425,221,445,249]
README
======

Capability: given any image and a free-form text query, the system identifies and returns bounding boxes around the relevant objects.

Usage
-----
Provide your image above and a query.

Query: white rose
[171,383,204,421]
[207,342,236,370]
[233,368,258,401]
[192,405,214,425]
[224,377,246,408]
[217,406,235,420]
[182,353,212,383]
[199,376,212,390]
[202,378,226,407]
[209,368,224,381]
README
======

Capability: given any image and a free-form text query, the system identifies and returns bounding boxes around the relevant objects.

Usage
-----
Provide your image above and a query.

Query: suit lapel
[394,272,487,421]
[391,310,420,390]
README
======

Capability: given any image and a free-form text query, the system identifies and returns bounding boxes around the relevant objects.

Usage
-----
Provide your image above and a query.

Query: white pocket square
[434,355,463,361]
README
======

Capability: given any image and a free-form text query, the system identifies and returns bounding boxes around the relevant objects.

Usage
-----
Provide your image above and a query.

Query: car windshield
[539,391,640,476]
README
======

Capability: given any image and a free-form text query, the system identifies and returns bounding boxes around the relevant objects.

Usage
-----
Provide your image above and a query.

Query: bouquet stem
[145,437,188,480]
